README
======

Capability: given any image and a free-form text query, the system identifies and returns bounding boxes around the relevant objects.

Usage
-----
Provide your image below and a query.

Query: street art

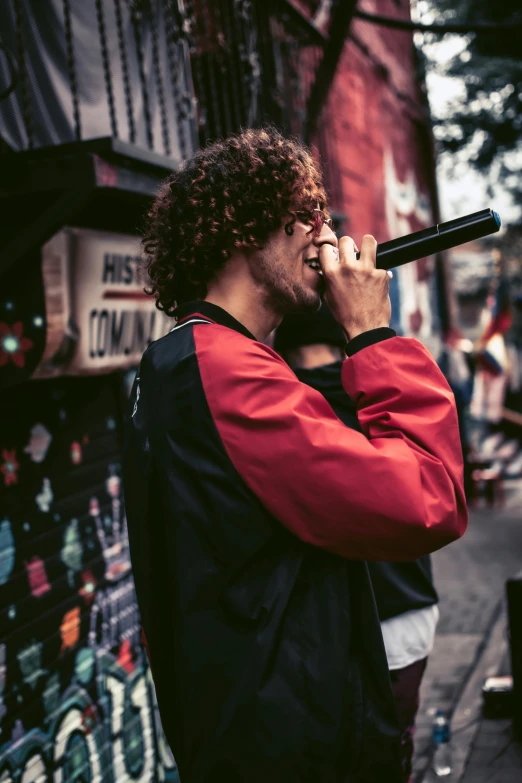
[35,478,53,513]
[0,322,33,370]
[384,147,440,350]
[0,520,15,585]
[0,378,179,782]
[0,662,178,783]
[24,425,52,464]
[0,451,19,488]
[25,556,51,598]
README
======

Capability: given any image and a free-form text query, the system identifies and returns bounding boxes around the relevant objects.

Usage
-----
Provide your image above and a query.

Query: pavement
[412,479,522,782]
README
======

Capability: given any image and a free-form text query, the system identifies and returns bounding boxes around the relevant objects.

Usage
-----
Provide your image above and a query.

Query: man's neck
[204,262,282,341]
[204,292,280,342]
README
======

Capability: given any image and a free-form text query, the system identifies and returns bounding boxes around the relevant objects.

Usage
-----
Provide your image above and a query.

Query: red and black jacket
[123,301,467,783]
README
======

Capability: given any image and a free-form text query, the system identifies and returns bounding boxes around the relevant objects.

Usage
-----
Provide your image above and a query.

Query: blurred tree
[420,0,522,209]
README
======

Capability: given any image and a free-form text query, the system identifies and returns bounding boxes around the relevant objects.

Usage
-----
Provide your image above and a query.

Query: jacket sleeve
[194,325,468,561]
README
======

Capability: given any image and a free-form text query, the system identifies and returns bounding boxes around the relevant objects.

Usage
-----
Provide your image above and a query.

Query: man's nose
[313,222,338,249]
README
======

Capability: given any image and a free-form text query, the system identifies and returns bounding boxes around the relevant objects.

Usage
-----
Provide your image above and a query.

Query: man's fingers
[318,242,342,275]
[358,234,378,269]
[338,235,358,263]
[320,234,379,278]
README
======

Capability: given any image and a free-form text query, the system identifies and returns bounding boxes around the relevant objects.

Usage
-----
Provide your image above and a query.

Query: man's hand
[319,234,391,340]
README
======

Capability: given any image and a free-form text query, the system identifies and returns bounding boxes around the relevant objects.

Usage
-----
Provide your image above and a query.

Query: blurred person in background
[123,126,467,783]
[275,306,441,783]
[438,327,474,498]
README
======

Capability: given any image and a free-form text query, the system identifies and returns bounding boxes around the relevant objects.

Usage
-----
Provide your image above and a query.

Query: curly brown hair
[141,125,329,314]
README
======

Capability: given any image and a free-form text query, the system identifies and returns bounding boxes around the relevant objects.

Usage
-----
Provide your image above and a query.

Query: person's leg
[389,657,428,783]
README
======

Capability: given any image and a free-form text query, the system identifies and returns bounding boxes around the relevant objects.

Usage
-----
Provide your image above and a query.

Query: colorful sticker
[61,519,83,572]
[42,672,61,718]
[70,441,83,465]
[0,448,19,487]
[0,519,15,585]
[17,639,47,689]
[75,648,95,686]
[24,424,52,463]
[106,473,121,499]
[79,569,97,606]
[81,704,97,735]
[25,555,51,597]
[0,321,33,368]
[36,477,53,512]
[0,643,6,722]
[117,639,135,674]
[60,607,81,653]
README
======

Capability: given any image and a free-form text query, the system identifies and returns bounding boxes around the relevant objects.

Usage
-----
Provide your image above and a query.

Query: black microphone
[356,209,501,270]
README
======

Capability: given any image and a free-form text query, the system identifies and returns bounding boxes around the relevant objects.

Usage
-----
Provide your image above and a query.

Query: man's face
[250,209,339,314]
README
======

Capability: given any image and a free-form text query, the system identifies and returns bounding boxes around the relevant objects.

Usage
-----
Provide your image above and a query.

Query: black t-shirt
[294,361,439,622]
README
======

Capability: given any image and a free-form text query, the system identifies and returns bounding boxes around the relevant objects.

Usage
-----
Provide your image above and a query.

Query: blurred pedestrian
[123,126,467,783]
[275,305,441,783]
[438,327,474,498]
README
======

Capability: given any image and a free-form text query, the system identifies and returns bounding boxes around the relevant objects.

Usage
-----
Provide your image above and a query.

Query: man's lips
[304,258,322,274]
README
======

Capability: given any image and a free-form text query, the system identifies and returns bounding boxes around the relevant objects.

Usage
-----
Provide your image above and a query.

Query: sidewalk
[412,480,522,782]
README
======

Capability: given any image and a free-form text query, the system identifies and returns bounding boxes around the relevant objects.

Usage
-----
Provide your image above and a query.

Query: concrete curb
[420,601,508,782]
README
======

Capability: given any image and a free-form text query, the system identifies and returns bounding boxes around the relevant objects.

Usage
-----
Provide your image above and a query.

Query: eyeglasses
[295,206,333,236]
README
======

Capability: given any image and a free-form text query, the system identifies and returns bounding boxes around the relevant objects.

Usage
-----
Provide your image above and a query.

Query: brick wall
[302,0,443,348]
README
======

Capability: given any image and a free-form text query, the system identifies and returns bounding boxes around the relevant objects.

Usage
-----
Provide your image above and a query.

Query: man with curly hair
[123,126,467,783]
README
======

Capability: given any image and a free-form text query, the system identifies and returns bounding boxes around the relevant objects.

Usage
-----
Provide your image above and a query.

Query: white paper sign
[37,228,172,376]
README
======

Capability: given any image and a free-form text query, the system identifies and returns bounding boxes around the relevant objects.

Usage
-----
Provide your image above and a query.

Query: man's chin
[291,288,322,313]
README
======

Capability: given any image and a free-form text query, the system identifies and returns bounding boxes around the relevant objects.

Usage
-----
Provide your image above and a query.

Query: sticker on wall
[0,321,33,368]
[79,569,97,606]
[0,448,19,487]
[75,648,95,686]
[81,704,98,736]
[24,423,52,463]
[17,639,47,690]
[117,639,135,674]
[42,672,61,719]
[25,555,51,597]
[36,477,53,512]
[60,606,81,653]
[70,441,83,465]
[0,519,15,585]
[106,471,120,499]
[61,519,83,572]
[0,643,6,722]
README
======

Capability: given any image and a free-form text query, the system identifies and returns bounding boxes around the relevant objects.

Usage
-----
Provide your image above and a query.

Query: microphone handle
[354,209,501,270]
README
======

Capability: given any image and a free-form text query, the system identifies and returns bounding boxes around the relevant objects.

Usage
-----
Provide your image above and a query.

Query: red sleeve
[195,326,467,561]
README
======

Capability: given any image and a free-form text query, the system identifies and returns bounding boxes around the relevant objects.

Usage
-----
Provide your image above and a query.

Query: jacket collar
[173,300,257,341]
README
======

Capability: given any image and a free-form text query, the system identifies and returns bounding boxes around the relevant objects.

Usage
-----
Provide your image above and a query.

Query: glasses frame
[294,207,333,236]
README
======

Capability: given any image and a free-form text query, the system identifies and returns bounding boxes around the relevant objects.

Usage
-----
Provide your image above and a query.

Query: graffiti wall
[0,374,178,782]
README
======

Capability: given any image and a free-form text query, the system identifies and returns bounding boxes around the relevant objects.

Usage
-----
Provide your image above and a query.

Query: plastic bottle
[432,709,452,777]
